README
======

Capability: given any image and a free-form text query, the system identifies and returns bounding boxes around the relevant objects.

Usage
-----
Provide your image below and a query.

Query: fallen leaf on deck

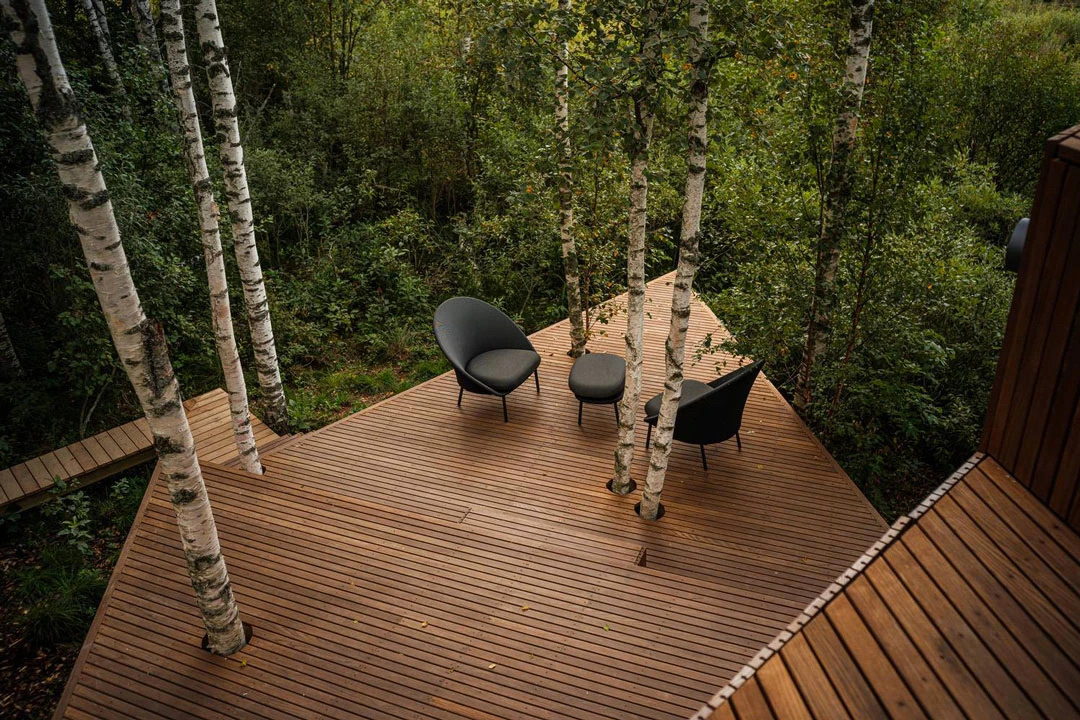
[488,663,497,669]
[521,605,529,612]
[421,621,428,628]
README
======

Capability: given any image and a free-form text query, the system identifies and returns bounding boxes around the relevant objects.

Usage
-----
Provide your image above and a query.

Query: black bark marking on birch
[171,488,197,505]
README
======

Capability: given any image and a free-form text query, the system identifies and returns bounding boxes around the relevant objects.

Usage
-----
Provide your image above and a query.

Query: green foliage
[1,0,1077,524]
[12,547,107,647]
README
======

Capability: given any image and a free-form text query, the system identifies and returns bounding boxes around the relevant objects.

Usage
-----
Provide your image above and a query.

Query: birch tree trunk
[161,0,261,474]
[194,0,289,433]
[555,0,586,357]
[130,0,162,63]
[80,0,124,93]
[610,2,662,496]
[795,0,875,409]
[0,309,23,378]
[3,0,247,655]
[639,0,710,520]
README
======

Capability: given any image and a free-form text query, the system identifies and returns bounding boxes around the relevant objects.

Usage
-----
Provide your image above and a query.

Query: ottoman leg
[646,423,652,449]
[613,403,620,425]
[578,401,583,426]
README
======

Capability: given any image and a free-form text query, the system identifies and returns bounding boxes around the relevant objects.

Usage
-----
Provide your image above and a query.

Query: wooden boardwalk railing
[0,389,278,512]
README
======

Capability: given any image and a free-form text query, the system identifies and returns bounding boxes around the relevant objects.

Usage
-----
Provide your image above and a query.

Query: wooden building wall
[981,124,1080,529]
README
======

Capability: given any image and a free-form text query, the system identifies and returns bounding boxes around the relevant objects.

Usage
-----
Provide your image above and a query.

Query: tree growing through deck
[796,0,876,410]
[553,0,586,358]
[2,0,247,655]
[611,0,667,496]
[194,0,290,433]
[161,0,262,474]
[639,0,713,520]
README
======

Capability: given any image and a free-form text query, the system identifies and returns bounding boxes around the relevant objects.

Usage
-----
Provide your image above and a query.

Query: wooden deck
[0,389,278,512]
[697,454,1080,719]
[53,275,887,719]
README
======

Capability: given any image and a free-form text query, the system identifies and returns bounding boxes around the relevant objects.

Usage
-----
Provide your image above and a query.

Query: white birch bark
[611,3,662,495]
[796,0,875,408]
[0,309,23,378]
[90,0,110,42]
[555,0,585,357]
[80,0,124,93]
[130,0,162,63]
[3,0,247,655]
[639,0,710,520]
[193,0,289,433]
[161,0,261,474]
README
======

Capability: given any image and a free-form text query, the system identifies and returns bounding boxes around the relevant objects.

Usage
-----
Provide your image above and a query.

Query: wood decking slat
[1,388,278,511]
[710,454,1080,719]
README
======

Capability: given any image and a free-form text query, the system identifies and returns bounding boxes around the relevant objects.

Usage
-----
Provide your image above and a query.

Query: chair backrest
[674,360,764,445]
[433,297,534,375]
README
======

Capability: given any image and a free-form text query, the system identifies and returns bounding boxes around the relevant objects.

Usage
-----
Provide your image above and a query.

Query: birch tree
[161,0,261,474]
[80,0,123,92]
[130,0,161,63]
[0,309,23,378]
[3,0,247,655]
[639,0,711,520]
[795,0,875,409]
[554,0,586,357]
[194,0,289,432]
[610,0,664,496]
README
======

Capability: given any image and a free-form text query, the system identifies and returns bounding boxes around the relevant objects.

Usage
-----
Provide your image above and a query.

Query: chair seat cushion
[644,379,712,421]
[569,353,626,401]
[466,349,541,393]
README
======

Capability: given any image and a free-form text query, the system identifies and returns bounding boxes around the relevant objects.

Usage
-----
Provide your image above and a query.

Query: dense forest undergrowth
[0,0,1078,714]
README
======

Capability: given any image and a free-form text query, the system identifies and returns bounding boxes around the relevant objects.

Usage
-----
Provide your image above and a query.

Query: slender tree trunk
[0,309,23,378]
[611,3,662,496]
[3,0,246,655]
[639,0,710,520]
[194,0,289,433]
[795,0,875,410]
[130,0,161,63]
[161,0,261,474]
[91,0,110,40]
[80,0,124,93]
[554,0,586,357]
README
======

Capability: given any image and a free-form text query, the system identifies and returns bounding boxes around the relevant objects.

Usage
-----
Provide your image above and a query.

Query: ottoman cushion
[569,353,626,402]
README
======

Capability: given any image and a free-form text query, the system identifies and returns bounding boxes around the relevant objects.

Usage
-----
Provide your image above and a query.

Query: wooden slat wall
[981,124,1080,530]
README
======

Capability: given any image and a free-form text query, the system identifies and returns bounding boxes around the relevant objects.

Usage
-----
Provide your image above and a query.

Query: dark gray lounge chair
[644,360,764,469]
[434,297,541,422]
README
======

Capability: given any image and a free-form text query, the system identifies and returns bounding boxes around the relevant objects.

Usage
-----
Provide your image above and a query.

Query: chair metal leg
[578,401,583,426]
[646,423,652,449]
[613,403,620,424]
[534,369,540,393]
[736,431,742,450]
[502,396,508,422]
[457,387,464,407]
[700,445,708,471]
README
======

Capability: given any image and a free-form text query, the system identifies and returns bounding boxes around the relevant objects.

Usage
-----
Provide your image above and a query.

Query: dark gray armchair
[644,360,764,469]
[433,297,541,421]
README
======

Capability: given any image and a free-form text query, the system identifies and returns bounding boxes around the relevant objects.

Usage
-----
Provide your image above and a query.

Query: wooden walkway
[697,454,1080,719]
[0,389,278,512]
[53,275,887,719]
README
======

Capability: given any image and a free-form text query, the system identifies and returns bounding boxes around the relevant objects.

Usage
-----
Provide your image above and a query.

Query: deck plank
[2,390,278,511]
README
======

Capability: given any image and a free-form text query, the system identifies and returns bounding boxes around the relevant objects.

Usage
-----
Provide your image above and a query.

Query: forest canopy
[1,0,1078,519]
